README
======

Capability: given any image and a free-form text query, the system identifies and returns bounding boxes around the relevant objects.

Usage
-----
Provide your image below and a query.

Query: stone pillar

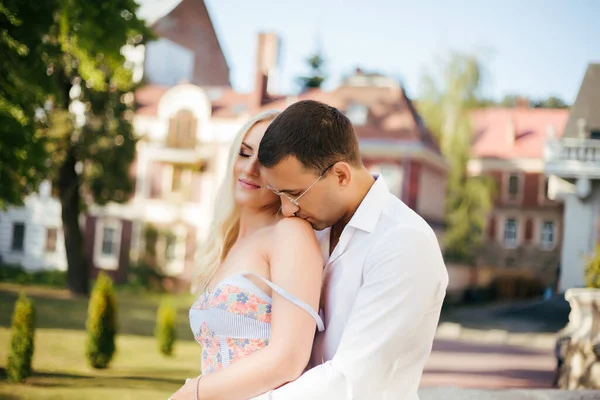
[555,288,600,389]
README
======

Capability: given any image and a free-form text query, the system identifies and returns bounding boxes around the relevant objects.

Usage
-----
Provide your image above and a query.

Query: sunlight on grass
[0,284,201,400]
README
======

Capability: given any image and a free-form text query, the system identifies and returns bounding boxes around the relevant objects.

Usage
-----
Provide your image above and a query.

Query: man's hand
[169,376,200,400]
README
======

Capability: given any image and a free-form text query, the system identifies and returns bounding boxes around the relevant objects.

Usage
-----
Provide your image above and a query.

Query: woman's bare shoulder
[273,217,316,238]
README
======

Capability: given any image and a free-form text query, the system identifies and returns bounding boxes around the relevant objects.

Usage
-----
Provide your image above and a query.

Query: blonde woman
[169,110,324,400]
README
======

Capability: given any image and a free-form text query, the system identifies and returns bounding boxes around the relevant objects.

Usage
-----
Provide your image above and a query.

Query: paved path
[419,388,600,399]
[421,336,556,389]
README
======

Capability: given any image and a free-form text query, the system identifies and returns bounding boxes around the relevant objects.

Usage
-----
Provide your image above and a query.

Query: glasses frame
[266,162,337,206]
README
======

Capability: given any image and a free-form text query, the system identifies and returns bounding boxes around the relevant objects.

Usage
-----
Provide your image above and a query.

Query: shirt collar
[346,174,389,233]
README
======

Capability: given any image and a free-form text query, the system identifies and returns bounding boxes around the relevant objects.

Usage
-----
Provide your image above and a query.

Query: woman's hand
[168,376,200,400]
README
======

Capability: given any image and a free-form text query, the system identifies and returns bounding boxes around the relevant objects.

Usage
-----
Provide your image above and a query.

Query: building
[0,181,67,271]
[468,107,569,289]
[257,69,448,240]
[2,0,446,287]
[545,63,600,291]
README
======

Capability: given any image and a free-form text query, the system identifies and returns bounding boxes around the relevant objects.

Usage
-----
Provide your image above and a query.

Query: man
[254,100,448,399]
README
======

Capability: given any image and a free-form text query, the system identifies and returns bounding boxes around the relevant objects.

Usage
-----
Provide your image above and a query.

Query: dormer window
[346,102,368,126]
[167,109,197,149]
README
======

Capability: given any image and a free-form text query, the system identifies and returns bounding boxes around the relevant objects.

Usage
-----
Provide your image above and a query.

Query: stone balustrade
[555,288,600,389]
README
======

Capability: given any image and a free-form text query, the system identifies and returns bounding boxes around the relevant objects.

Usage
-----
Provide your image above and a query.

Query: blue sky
[138,0,600,103]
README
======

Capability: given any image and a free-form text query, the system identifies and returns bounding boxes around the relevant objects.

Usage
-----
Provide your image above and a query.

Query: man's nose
[280,197,299,217]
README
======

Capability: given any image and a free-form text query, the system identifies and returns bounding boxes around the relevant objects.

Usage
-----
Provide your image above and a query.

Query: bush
[127,260,166,292]
[0,264,66,287]
[155,298,177,356]
[86,272,117,369]
[584,244,600,288]
[6,293,36,382]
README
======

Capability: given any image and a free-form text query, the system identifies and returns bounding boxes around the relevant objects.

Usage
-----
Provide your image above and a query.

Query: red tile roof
[257,86,441,153]
[470,108,569,159]
[135,84,170,116]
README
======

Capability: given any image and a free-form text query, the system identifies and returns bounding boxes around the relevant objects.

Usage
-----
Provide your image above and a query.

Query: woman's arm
[172,217,323,400]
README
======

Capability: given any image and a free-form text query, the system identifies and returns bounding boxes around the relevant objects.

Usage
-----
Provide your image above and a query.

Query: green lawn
[0,283,201,400]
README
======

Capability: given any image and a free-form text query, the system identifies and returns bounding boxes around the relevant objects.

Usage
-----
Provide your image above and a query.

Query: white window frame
[94,218,122,270]
[45,227,58,253]
[503,171,524,204]
[368,163,403,199]
[538,219,558,251]
[503,217,519,249]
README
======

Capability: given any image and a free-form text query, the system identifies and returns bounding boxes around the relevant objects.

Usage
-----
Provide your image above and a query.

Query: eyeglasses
[266,163,336,206]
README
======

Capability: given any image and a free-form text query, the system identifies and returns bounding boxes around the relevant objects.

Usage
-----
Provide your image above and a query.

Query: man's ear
[332,162,352,187]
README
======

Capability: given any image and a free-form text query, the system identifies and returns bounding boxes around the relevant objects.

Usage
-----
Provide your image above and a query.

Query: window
[369,163,403,198]
[167,109,197,149]
[504,218,518,248]
[507,174,520,201]
[540,221,555,250]
[94,219,122,270]
[46,228,58,253]
[590,130,600,140]
[172,165,183,192]
[165,233,177,262]
[101,226,119,257]
[11,222,25,252]
[345,102,368,126]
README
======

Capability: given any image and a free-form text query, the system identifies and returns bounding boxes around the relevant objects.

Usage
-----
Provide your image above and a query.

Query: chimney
[507,118,516,146]
[515,97,529,108]
[253,33,280,109]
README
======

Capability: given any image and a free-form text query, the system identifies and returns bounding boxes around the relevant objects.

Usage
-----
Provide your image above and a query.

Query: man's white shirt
[253,176,448,400]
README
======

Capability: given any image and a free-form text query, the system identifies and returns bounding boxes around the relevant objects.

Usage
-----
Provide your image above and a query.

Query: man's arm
[252,227,448,399]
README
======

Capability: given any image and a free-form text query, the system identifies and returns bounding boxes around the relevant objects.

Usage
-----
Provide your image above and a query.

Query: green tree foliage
[0,1,57,209]
[418,53,495,263]
[500,94,569,109]
[1,0,152,294]
[155,298,177,356]
[6,293,36,382]
[86,272,117,369]
[297,52,326,91]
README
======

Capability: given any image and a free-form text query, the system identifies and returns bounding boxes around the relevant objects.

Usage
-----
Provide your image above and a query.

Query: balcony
[544,138,600,179]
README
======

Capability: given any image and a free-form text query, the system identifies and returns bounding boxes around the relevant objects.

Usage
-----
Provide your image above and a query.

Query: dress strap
[240,272,325,332]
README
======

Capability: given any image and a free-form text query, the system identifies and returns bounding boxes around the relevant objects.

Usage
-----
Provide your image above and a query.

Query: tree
[0,1,58,209]
[155,298,177,356]
[499,94,569,109]
[297,52,326,91]
[418,53,495,263]
[6,293,36,382]
[86,272,117,369]
[2,1,152,295]
[532,96,569,109]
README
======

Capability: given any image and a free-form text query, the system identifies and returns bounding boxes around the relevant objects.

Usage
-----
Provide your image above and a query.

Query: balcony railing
[545,138,600,178]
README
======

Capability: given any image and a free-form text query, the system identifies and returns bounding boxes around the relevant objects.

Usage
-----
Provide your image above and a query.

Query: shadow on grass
[0,285,196,340]
[22,370,185,391]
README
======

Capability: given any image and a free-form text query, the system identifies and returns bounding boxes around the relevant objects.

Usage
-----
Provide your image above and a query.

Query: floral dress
[189,272,324,374]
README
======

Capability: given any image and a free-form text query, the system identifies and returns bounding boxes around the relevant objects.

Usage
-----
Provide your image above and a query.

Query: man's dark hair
[258,100,362,173]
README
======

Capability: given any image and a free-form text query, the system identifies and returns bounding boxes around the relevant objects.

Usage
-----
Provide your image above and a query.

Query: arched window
[167,109,197,149]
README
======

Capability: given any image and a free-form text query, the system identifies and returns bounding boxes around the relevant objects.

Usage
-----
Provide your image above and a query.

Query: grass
[0,283,200,400]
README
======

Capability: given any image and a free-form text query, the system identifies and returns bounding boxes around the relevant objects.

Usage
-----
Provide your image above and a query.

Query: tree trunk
[59,146,88,295]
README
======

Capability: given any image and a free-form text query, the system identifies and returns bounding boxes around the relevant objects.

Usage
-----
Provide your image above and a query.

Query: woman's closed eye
[238,151,251,158]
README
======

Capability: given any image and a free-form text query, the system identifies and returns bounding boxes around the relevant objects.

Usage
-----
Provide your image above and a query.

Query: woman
[169,110,325,400]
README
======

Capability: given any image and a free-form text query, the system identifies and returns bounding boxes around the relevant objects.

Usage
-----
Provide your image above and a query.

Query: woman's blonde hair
[192,110,281,293]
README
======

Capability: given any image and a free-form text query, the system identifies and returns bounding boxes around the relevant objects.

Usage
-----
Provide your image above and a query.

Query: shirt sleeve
[251,228,448,399]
